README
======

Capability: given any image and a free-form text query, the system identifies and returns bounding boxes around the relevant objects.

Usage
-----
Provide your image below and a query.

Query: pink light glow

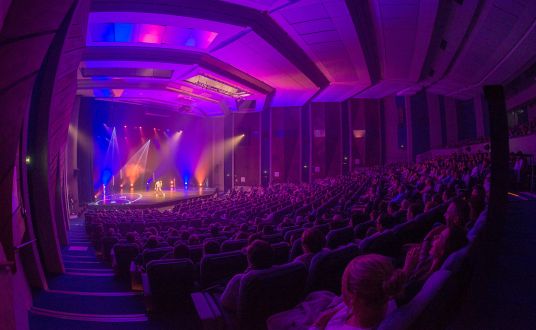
[137,24,165,44]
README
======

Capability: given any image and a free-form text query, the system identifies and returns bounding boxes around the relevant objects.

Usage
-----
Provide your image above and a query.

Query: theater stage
[88,188,216,208]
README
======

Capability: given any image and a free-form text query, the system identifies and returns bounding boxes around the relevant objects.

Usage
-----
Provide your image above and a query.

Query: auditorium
[1,0,536,329]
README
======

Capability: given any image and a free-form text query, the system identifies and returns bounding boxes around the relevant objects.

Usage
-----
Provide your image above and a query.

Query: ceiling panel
[271,0,369,89]
[212,30,318,106]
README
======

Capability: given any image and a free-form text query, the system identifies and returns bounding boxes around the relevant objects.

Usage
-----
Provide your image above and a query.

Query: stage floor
[89,188,216,208]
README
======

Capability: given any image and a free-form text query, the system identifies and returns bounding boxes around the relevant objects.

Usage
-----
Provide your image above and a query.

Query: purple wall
[311,103,342,179]
[271,107,300,183]
[233,112,261,186]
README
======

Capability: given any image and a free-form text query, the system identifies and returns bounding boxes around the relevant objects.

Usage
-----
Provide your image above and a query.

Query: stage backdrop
[77,98,221,200]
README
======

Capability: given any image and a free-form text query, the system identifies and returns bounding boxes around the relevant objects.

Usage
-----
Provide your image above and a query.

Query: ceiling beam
[89,0,330,88]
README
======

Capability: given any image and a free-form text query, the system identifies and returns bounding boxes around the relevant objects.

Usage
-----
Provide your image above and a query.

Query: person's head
[126,232,136,244]
[247,240,273,270]
[247,232,263,245]
[173,243,189,259]
[407,203,420,221]
[209,223,220,236]
[376,213,394,232]
[388,202,400,216]
[341,254,405,328]
[429,226,468,262]
[400,199,411,211]
[180,231,191,241]
[188,234,200,245]
[239,223,249,232]
[301,228,326,254]
[203,240,220,254]
[444,198,470,228]
[107,228,116,236]
[146,235,159,249]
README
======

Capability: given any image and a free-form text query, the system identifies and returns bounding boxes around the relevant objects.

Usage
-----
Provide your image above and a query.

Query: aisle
[28,218,150,330]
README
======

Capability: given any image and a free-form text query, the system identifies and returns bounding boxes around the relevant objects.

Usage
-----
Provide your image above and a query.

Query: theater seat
[262,233,283,244]
[188,244,203,263]
[289,238,303,260]
[221,239,248,252]
[146,259,195,308]
[238,262,307,329]
[113,243,139,277]
[101,237,118,261]
[271,242,290,265]
[326,227,355,249]
[283,228,305,242]
[378,271,452,330]
[306,243,360,294]
[441,246,470,272]
[142,247,173,267]
[200,251,247,288]
[193,262,308,330]
[358,230,399,257]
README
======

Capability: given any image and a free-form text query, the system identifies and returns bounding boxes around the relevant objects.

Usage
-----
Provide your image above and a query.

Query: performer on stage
[155,180,165,198]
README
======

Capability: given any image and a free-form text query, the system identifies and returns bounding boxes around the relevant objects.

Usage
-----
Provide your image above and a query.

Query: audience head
[429,226,468,263]
[188,234,200,245]
[247,240,273,270]
[203,240,221,255]
[341,254,405,328]
[145,235,159,249]
[301,228,326,254]
[126,232,136,244]
[173,243,189,259]
[444,198,470,228]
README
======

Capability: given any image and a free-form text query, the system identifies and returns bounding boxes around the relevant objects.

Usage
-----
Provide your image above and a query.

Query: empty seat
[326,227,355,249]
[142,247,173,267]
[237,262,307,329]
[113,243,139,276]
[146,259,194,299]
[200,251,247,288]
[271,242,290,265]
[221,239,248,252]
[306,243,360,294]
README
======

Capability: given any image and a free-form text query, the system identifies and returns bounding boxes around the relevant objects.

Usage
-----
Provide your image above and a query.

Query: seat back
[199,251,247,288]
[358,230,399,257]
[146,259,194,298]
[188,244,203,263]
[113,243,139,276]
[283,228,305,242]
[326,227,354,249]
[306,243,360,294]
[101,237,118,260]
[378,271,452,330]
[237,262,307,329]
[289,238,303,260]
[271,242,290,265]
[221,239,248,252]
[262,233,283,244]
[142,247,173,266]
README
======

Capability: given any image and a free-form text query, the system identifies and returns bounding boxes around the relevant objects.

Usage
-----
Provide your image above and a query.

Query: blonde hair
[341,254,405,327]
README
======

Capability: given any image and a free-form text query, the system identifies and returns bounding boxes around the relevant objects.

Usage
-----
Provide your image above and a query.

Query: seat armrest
[141,272,151,295]
[191,292,225,330]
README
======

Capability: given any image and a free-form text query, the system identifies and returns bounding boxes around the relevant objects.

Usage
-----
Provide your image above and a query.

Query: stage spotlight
[124,125,127,128]
[25,155,31,165]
